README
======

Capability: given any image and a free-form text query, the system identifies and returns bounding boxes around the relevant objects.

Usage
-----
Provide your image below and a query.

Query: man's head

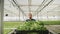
[28,13,32,19]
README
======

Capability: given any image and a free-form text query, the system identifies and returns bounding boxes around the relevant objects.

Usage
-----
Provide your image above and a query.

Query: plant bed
[11,29,49,34]
[15,29,49,34]
[11,21,49,34]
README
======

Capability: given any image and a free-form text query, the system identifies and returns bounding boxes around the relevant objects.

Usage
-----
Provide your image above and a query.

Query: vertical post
[36,9,39,21]
[19,10,20,21]
[0,0,4,34]
[28,0,31,13]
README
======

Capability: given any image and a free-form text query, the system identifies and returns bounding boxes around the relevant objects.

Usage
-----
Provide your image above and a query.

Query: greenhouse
[0,0,60,34]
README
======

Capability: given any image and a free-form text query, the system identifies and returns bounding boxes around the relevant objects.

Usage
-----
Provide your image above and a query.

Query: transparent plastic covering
[4,0,60,21]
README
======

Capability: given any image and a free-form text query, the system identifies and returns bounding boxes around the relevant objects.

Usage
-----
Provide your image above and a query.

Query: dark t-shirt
[26,19,36,22]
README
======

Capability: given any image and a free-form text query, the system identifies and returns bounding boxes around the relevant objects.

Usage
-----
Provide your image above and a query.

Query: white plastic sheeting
[4,16,60,21]
[4,0,60,21]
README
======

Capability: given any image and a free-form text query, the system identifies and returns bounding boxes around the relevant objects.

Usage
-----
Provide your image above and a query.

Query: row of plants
[17,21,47,31]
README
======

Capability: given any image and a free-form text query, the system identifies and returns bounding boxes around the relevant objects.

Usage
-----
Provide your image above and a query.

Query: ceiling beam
[33,0,47,16]
[5,4,60,6]
[33,0,53,16]
[12,0,26,16]
[34,0,46,12]
[8,0,15,7]
[37,0,53,13]
[28,0,31,12]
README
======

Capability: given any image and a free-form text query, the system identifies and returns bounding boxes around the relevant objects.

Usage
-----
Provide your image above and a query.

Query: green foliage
[4,21,60,34]
[17,21,46,30]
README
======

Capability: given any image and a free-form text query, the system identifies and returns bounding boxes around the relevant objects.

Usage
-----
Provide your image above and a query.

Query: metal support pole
[0,0,4,34]
[19,10,20,21]
[28,0,31,13]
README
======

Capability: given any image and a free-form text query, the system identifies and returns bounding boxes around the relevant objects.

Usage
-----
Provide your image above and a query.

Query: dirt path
[45,25,60,34]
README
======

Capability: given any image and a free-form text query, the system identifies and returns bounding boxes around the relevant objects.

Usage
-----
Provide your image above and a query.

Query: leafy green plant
[17,21,46,31]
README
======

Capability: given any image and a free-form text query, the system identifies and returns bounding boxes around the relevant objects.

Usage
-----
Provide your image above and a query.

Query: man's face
[28,13,32,19]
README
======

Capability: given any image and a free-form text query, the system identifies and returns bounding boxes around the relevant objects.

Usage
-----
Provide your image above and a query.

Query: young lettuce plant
[17,21,46,31]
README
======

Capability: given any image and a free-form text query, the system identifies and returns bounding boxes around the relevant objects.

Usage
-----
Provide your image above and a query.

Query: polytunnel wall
[4,0,60,21]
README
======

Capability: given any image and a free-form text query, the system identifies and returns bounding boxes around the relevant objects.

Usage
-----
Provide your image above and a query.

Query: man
[26,13,36,21]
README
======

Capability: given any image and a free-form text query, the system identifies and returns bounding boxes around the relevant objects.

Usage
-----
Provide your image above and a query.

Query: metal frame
[12,0,26,16]
[4,0,53,21]
[5,0,53,16]
[34,0,53,16]
[28,0,31,13]
[35,0,46,12]
[12,0,27,21]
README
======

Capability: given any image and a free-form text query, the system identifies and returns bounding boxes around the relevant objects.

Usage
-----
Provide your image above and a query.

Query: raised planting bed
[11,21,49,34]
[11,30,49,34]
